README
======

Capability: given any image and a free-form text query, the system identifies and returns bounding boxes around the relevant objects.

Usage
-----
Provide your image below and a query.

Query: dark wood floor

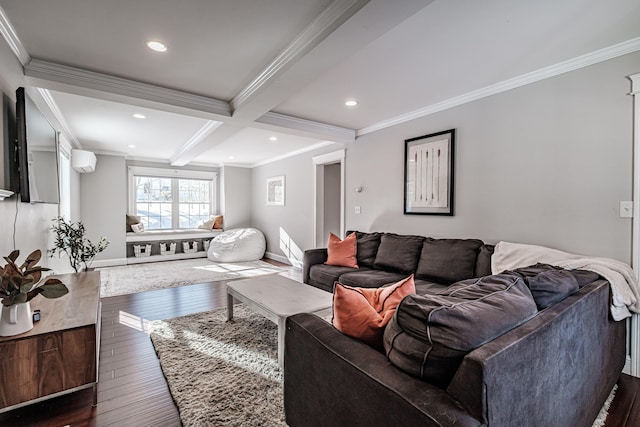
[0,262,639,427]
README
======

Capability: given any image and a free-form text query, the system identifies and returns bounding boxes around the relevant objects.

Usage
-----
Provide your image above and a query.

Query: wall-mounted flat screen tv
[15,87,60,204]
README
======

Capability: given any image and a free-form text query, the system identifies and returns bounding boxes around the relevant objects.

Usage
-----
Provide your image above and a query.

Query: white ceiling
[1,0,639,167]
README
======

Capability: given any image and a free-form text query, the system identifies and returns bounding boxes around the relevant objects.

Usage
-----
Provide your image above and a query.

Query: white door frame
[629,72,640,377]
[312,149,345,248]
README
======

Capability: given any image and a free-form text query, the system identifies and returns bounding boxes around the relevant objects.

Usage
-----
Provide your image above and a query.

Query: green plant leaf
[13,292,27,304]
[38,281,69,299]
[20,282,34,294]
[22,249,42,270]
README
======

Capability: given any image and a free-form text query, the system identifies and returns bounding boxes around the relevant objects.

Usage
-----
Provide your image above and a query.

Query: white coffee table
[226,274,333,369]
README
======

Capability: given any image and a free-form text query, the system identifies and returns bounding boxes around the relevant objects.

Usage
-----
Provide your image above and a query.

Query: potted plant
[0,249,69,336]
[49,216,110,273]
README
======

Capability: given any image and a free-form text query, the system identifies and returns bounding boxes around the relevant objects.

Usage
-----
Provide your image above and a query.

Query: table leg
[278,317,286,370]
[227,293,234,321]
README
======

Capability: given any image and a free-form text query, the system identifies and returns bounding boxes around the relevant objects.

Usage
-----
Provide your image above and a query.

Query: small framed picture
[404,129,455,215]
[266,175,285,206]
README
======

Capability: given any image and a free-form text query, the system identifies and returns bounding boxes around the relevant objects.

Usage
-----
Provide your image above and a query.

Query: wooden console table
[0,271,101,412]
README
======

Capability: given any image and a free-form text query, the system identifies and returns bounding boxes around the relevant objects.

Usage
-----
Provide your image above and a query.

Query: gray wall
[220,166,252,229]
[252,52,639,263]
[252,144,345,264]
[80,154,127,263]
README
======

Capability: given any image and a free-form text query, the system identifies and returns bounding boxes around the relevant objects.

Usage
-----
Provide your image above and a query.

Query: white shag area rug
[99,258,284,297]
[591,384,617,427]
[149,305,285,427]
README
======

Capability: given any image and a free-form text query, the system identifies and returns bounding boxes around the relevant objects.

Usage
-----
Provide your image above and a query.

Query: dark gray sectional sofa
[286,231,627,427]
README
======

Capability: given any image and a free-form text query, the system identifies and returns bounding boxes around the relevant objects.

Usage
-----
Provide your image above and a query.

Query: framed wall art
[404,129,455,215]
[266,175,285,206]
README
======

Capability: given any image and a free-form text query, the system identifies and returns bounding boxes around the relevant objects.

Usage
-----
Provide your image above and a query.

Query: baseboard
[264,251,299,267]
[92,258,127,268]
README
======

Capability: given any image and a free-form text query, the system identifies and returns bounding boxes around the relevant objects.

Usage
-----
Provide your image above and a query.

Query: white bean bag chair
[207,228,266,263]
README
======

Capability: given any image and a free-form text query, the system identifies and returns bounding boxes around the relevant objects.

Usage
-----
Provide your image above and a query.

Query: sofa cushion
[505,263,598,309]
[415,238,484,284]
[414,279,448,296]
[384,274,537,388]
[475,244,495,277]
[309,264,363,291]
[352,231,382,268]
[373,233,425,274]
[325,232,358,268]
[332,275,416,350]
[337,270,410,289]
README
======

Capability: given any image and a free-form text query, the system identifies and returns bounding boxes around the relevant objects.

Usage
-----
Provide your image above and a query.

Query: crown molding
[36,88,81,148]
[25,59,231,117]
[230,0,370,114]
[251,140,337,168]
[358,36,640,137]
[0,5,29,65]
[256,111,355,142]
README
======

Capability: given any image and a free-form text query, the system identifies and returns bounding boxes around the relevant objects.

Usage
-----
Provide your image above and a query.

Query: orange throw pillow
[332,275,416,350]
[213,215,223,229]
[325,232,358,268]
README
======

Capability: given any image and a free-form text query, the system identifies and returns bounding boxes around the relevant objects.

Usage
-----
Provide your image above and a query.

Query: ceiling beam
[230,0,371,119]
[23,58,356,142]
[229,0,434,122]
[25,59,231,119]
[170,122,244,167]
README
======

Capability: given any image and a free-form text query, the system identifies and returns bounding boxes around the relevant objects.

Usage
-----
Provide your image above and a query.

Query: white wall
[220,165,252,229]
[80,154,127,265]
[252,52,639,264]
[0,33,61,268]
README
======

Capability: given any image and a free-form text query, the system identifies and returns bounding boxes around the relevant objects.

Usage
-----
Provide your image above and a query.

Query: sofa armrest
[302,248,328,284]
[447,280,626,426]
[284,313,480,427]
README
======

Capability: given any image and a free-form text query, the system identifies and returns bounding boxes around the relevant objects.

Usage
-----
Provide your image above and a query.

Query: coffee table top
[227,274,333,317]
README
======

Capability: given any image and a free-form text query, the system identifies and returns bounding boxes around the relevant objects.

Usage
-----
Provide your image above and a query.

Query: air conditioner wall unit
[71,149,97,173]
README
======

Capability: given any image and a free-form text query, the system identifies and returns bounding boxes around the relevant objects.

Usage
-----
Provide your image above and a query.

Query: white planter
[0,302,34,336]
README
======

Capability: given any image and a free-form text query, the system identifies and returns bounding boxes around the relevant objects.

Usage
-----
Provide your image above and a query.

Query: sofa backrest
[348,231,492,282]
[373,233,425,274]
[414,238,484,284]
[351,231,382,268]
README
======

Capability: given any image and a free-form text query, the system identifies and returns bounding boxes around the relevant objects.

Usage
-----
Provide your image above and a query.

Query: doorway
[313,150,345,248]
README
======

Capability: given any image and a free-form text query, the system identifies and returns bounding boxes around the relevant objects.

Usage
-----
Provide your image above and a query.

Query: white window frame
[128,166,217,230]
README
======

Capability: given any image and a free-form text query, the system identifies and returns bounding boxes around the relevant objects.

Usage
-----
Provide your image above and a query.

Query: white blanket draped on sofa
[491,241,640,321]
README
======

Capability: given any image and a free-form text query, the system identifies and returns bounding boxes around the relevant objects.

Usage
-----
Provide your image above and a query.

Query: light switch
[354,206,361,214]
[620,201,633,218]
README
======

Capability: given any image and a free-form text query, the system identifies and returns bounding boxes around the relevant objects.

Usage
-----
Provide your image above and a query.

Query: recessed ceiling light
[228,156,235,160]
[269,136,278,141]
[345,99,358,107]
[128,145,136,149]
[133,113,146,119]
[146,40,167,52]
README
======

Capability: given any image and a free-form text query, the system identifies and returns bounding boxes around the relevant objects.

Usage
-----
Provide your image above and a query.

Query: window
[129,167,216,230]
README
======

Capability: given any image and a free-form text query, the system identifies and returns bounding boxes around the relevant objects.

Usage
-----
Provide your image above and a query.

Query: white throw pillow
[131,223,145,233]
[197,215,216,230]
